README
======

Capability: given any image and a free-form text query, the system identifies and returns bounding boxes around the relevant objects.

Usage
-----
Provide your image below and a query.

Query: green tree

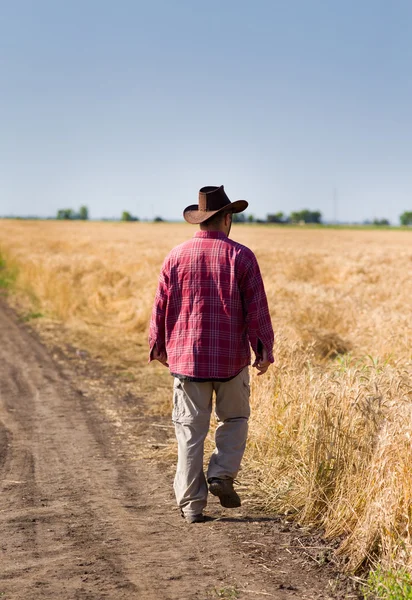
[56,209,74,220]
[267,212,284,223]
[290,209,322,224]
[121,211,139,222]
[121,211,132,221]
[373,218,390,226]
[247,214,255,223]
[400,211,412,225]
[154,216,164,222]
[233,213,246,223]
[79,205,89,220]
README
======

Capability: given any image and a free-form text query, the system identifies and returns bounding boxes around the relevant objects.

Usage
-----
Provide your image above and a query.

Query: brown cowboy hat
[183,185,248,224]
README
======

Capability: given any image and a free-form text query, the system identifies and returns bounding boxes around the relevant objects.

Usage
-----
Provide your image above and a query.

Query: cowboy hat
[183,185,248,224]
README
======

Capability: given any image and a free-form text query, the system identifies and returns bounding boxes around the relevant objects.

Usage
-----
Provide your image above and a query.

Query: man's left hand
[253,347,271,376]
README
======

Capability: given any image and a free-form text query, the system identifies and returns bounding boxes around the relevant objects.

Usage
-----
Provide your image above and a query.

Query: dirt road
[0,301,351,599]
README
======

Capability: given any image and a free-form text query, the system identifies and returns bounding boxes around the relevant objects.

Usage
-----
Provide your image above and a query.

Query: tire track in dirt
[0,300,352,599]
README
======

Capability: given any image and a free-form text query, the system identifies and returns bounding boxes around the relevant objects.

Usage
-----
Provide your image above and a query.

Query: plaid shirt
[149,230,274,380]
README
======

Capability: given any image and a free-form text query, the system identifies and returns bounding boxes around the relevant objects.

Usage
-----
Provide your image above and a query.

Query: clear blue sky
[1,0,411,223]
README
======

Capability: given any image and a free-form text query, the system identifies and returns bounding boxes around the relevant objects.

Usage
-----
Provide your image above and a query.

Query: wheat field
[0,219,411,573]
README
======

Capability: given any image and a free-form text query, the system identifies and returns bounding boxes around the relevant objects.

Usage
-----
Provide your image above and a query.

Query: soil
[0,300,361,600]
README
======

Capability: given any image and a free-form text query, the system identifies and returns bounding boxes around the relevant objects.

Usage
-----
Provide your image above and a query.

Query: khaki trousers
[172,367,250,517]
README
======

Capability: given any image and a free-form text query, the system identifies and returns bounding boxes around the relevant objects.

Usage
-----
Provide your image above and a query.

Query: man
[149,185,274,523]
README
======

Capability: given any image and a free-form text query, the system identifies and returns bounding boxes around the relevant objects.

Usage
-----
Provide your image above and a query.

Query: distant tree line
[52,207,412,226]
[55,207,142,222]
[234,209,323,224]
[56,206,89,220]
[234,209,412,226]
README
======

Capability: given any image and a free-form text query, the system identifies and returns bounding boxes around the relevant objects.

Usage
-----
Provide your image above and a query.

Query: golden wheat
[0,219,411,572]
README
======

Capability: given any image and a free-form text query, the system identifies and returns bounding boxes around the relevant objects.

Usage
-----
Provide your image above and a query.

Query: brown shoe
[208,478,241,508]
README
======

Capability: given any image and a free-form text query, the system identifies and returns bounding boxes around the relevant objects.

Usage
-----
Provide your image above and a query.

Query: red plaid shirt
[149,230,274,380]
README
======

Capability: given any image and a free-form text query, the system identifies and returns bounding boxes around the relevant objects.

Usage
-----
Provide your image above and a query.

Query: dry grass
[0,219,411,572]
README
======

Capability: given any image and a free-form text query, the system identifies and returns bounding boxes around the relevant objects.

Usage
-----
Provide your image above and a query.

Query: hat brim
[183,200,248,224]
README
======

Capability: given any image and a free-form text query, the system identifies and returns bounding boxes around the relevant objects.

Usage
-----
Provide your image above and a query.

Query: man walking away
[149,185,274,523]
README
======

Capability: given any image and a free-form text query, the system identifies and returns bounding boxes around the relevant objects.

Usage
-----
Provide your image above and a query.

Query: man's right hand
[252,347,271,376]
[152,345,169,367]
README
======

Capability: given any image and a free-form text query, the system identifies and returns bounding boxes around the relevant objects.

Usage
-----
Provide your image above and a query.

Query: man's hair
[201,209,233,229]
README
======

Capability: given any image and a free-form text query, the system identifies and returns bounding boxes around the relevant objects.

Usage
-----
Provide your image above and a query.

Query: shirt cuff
[255,336,274,363]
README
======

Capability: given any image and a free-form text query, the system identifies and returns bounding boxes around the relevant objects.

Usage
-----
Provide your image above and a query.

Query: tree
[247,214,255,223]
[267,212,285,223]
[57,206,90,220]
[290,209,322,224]
[373,218,390,226]
[56,209,74,220]
[121,211,139,222]
[233,213,246,223]
[79,205,89,220]
[154,216,164,222]
[400,211,412,226]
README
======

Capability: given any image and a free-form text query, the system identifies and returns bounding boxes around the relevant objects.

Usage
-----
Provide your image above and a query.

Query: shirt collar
[194,231,228,240]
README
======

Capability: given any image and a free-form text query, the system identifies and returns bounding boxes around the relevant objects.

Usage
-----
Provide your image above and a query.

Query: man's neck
[199,225,225,233]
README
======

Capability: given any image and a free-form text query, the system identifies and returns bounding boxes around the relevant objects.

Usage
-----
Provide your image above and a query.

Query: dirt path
[0,301,354,600]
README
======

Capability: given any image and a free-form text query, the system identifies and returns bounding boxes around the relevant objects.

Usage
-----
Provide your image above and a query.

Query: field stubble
[0,220,411,575]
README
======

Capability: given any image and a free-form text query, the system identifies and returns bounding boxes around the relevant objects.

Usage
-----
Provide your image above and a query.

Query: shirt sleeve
[238,250,274,363]
[148,257,170,361]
